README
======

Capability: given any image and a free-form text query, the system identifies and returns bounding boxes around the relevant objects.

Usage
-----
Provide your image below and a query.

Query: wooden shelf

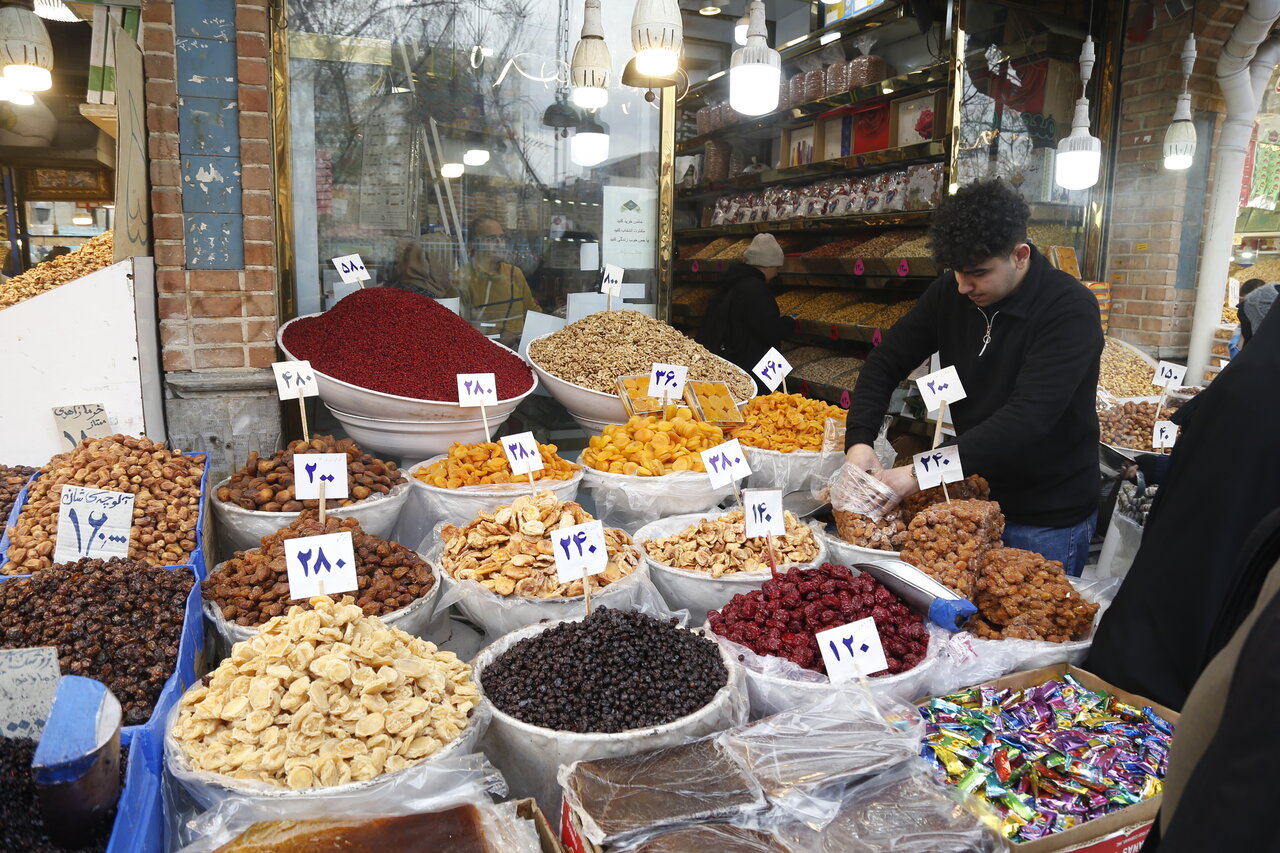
[78,103,118,140]
[676,209,932,239]
[673,256,938,278]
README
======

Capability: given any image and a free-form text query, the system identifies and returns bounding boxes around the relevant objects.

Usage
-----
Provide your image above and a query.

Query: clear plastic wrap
[788,72,806,107]
[742,446,841,497]
[697,106,715,136]
[579,467,733,534]
[825,60,850,97]
[616,823,794,852]
[820,462,900,520]
[803,68,827,103]
[705,140,731,182]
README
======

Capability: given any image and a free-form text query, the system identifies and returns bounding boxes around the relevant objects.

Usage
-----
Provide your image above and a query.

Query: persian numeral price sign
[284,531,358,600]
[0,647,60,738]
[752,348,792,392]
[553,520,609,584]
[51,403,112,451]
[743,488,785,538]
[912,446,963,490]
[600,263,624,297]
[1153,360,1188,389]
[271,360,318,399]
[915,365,967,414]
[700,438,752,490]
[501,432,544,476]
[331,253,371,283]
[1153,420,1179,449]
[816,617,888,684]
[54,486,135,564]
[647,363,688,400]
[293,453,350,500]
[456,373,499,407]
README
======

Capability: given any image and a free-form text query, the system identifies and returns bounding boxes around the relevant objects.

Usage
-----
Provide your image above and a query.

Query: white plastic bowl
[325,405,500,459]
[820,529,901,564]
[278,314,537,420]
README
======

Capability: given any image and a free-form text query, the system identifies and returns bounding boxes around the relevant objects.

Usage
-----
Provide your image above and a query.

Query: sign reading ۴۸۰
[292,453,349,501]
[52,404,112,451]
[912,445,964,490]
[284,531,358,600]
[553,520,609,584]
[700,439,752,490]
[271,361,318,399]
[752,348,793,392]
[743,488,785,538]
[54,486,135,565]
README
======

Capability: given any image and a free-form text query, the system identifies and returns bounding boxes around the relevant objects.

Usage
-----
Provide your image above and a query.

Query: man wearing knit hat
[698,233,795,391]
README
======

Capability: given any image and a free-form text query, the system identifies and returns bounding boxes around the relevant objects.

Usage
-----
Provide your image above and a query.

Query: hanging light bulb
[1055,36,1100,191]
[71,207,93,226]
[0,5,54,92]
[440,162,465,178]
[1163,34,1197,171]
[463,148,490,166]
[734,13,749,45]
[571,0,611,110]
[34,0,78,22]
[631,0,682,77]
[571,116,610,166]
[729,0,780,116]
[7,87,34,105]
[698,3,721,13]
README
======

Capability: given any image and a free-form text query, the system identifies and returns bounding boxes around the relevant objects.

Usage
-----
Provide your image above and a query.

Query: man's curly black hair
[927,179,1030,271]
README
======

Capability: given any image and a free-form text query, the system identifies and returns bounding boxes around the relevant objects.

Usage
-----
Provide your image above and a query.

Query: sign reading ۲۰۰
[915,365,967,414]
[292,453,349,501]
[553,520,609,584]
[284,531,358,600]
[54,486,135,565]
[52,404,112,451]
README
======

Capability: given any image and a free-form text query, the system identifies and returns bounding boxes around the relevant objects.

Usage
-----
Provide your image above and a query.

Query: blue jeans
[1001,512,1097,577]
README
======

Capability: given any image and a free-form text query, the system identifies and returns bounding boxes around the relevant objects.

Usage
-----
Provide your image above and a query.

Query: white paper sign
[52,403,112,450]
[435,297,461,315]
[293,453,349,500]
[331,253,371,283]
[752,348,793,392]
[271,361,318,400]
[647,363,688,400]
[1153,360,1188,389]
[501,432,544,476]
[601,263,624,296]
[456,373,499,407]
[0,647,60,738]
[553,520,609,583]
[700,439,752,489]
[54,486,135,564]
[1153,420,1179,449]
[816,617,889,683]
[912,446,964,490]
[284,531,358,600]
[743,489,785,538]
[915,365,967,413]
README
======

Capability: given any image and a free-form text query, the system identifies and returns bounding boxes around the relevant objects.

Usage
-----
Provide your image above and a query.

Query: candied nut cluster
[642,509,819,577]
[0,465,36,525]
[1099,339,1156,397]
[172,596,477,789]
[968,548,1099,642]
[440,491,638,598]
[204,512,434,627]
[898,500,1005,599]
[3,435,206,575]
[1099,401,1174,454]
[581,406,723,475]
[0,231,114,311]
[834,509,908,551]
[732,392,845,452]
[218,435,404,512]
[413,441,578,488]
[899,475,990,524]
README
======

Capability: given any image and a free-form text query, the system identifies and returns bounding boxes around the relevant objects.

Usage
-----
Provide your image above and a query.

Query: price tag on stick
[54,486,135,564]
[1153,360,1188,389]
[458,372,499,441]
[752,348,793,393]
[272,361,318,442]
[647,363,688,401]
[293,453,349,500]
[743,489,785,538]
[600,264,624,297]
[1153,421,1179,449]
[51,404,112,451]
[284,531,358,600]
[331,253,371,284]
[501,432,544,477]
[816,617,889,684]
[554,519,608,616]
[915,365,967,413]
[700,439,752,490]
[913,446,964,490]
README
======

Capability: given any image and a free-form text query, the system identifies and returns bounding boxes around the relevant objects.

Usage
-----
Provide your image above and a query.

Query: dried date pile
[0,557,192,725]
[218,435,404,512]
[898,475,990,523]
[835,475,991,552]
[0,737,126,853]
[898,500,1005,599]
[204,512,434,626]
[968,548,1098,642]
[0,464,37,523]
[709,563,928,676]
[1099,401,1174,454]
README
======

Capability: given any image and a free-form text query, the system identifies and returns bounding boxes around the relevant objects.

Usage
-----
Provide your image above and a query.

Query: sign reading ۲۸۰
[456,373,499,407]
[284,531,358,600]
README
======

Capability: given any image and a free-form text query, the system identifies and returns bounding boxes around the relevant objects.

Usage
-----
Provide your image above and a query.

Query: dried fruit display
[793,290,861,319]
[0,464,36,524]
[642,509,819,576]
[733,392,845,452]
[777,344,840,366]
[1099,401,1174,454]
[1027,224,1077,249]
[687,381,743,424]
[414,441,577,487]
[0,231,115,311]
[1099,338,1156,397]
[898,499,1005,599]
[218,435,404,512]
[898,475,990,524]
[834,509,907,551]
[968,547,1098,642]
[793,357,863,386]
[581,406,723,475]
[0,737,125,852]
[889,234,932,256]
[713,239,753,260]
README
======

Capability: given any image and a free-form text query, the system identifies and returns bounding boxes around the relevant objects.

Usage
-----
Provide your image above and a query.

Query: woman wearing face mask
[457,216,541,342]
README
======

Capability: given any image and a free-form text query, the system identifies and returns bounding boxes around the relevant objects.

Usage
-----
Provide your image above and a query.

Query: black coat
[698,264,793,384]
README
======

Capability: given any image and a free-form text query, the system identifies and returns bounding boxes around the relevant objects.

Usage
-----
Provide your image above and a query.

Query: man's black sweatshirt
[845,246,1103,528]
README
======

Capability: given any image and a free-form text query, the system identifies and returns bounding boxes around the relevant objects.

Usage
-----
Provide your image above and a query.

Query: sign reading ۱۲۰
[271,361,318,399]
[816,617,889,684]
[284,531,358,600]
[700,439,752,490]
[743,488,785,538]
[553,520,609,584]
[752,348,793,392]
[501,432,544,477]
[292,453,349,501]
[54,486,135,564]
[52,404,112,451]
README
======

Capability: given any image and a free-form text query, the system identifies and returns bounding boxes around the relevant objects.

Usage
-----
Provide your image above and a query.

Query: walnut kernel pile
[0,231,115,310]
[898,500,1005,599]
[642,509,819,577]
[969,548,1098,642]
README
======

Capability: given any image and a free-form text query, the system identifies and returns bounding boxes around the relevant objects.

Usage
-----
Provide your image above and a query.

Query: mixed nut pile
[642,509,819,576]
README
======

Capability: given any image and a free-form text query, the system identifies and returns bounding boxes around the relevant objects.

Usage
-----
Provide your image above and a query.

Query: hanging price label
[647,363,688,399]
[284,531,358,600]
[853,259,865,275]
[743,488,785,538]
[271,361,318,400]
[700,438,752,489]
[51,404,112,451]
[54,486,135,565]
[912,446,964,490]
[1153,360,1188,389]
[752,348,793,392]
[897,258,910,277]
[331,253,371,283]
[456,373,499,406]
[1153,420,1179,449]
[601,263,624,296]
[915,365,967,413]
[816,617,889,684]
[553,520,609,584]
[501,432,544,476]
[293,453,349,500]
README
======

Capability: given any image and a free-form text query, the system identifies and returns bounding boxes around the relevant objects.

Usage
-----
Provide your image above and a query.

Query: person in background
[384,238,454,299]
[456,216,540,343]
[697,233,795,392]
[42,245,71,262]
[1228,277,1266,358]
[843,179,1103,576]
[1238,280,1277,347]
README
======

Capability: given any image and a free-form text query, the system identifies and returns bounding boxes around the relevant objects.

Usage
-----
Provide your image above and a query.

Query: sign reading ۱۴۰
[743,488,785,538]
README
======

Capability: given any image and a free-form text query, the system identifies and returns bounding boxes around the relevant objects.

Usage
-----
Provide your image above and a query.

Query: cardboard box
[852,102,891,153]
[779,123,818,167]
[517,798,567,853]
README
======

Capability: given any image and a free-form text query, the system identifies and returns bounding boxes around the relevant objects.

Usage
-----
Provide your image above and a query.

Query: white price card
[915,365,967,413]
[600,263,624,296]
[553,520,609,584]
[912,446,964,490]
[456,372,499,407]
[1153,420,1179,449]
[0,647,60,738]
[700,438,752,489]
[52,404,112,450]
[816,617,889,684]
[293,453,349,500]
[501,432,544,476]
[271,361,318,400]
[54,486,135,564]
[284,531,358,600]
[743,489,785,538]
[331,253,371,283]
[1153,360,1188,389]
[647,363,688,400]
[752,348,793,392]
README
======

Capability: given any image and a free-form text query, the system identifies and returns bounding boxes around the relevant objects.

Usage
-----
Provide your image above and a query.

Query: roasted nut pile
[829,302,889,325]
[1099,338,1156,397]
[793,290,860,319]
[692,237,737,259]
[204,512,434,627]
[856,230,926,258]
[1099,401,1174,454]
[709,563,928,675]
[804,236,868,257]
[642,509,819,576]
[733,392,845,452]
[0,737,125,853]
[866,299,918,328]
[481,607,727,732]
[776,290,820,313]
[969,548,1099,642]
[527,311,755,398]
[581,406,723,475]
[218,436,404,512]
[0,557,192,725]
[440,491,638,598]
[3,435,206,575]
[899,500,1005,599]
[0,464,36,523]
[0,231,115,311]
[899,475,990,524]
[835,509,908,551]
[413,441,578,488]
[173,596,477,789]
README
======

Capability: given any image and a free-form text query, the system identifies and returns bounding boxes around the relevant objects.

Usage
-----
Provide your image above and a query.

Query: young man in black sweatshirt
[844,179,1104,575]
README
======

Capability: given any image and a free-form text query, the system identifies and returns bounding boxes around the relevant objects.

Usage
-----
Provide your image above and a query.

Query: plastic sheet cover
[578,467,733,534]
[819,462,900,521]
[616,822,796,852]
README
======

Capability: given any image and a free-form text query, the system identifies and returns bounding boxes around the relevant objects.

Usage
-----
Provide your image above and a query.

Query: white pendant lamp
[34,0,77,22]
[734,13,748,45]
[631,0,682,77]
[440,162,465,178]
[571,116,610,166]
[571,0,611,109]
[1163,34,1197,171]
[0,4,53,93]
[729,0,780,116]
[463,148,490,166]
[1054,36,1100,191]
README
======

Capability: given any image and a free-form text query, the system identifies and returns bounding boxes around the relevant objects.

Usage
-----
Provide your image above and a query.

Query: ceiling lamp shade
[0,4,53,92]
[729,0,779,116]
[734,13,748,45]
[631,0,682,77]
[463,148,490,166]
[34,0,77,22]
[71,208,93,226]
[571,0,611,110]
[440,162,465,178]
[1163,92,1196,171]
[571,116,610,166]
[698,3,721,13]
[1054,37,1099,191]
[542,90,580,129]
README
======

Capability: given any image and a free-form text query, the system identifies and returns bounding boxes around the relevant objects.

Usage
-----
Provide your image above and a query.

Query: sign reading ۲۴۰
[912,446,964,490]
[553,520,609,584]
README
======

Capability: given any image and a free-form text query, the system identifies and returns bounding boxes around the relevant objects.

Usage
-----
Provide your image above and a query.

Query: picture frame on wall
[889,91,943,148]
[18,168,114,201]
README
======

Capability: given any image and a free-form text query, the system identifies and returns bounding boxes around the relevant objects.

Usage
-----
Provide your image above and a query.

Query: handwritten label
[501,432,544,476]
[872,328,882,346]
[839,390,851,409]
[1153,360,1188,389]
[54,486,134,565]
[915,365,967,413]
[752,348,793,392]
[897,258,910,276]
[271,361,318,400]
[816,617,888,684]
[853,258,866,275]
[691,260,700,272]
[700,438,752,489]
[1153,420,1179,449]
[331,253,371,283]
[913,446,964,490]
[456,373,499,407]
[553,520,609,584]
[284,531,358,600]
[647,363,689,400]
[52,404,111,451]
[743,488,785,538]
[293,453,349,500]
[0,647,60,737]
[600,263,624,296]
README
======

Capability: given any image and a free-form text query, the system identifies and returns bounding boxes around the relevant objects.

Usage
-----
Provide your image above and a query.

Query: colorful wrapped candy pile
[919,675,1174,843]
